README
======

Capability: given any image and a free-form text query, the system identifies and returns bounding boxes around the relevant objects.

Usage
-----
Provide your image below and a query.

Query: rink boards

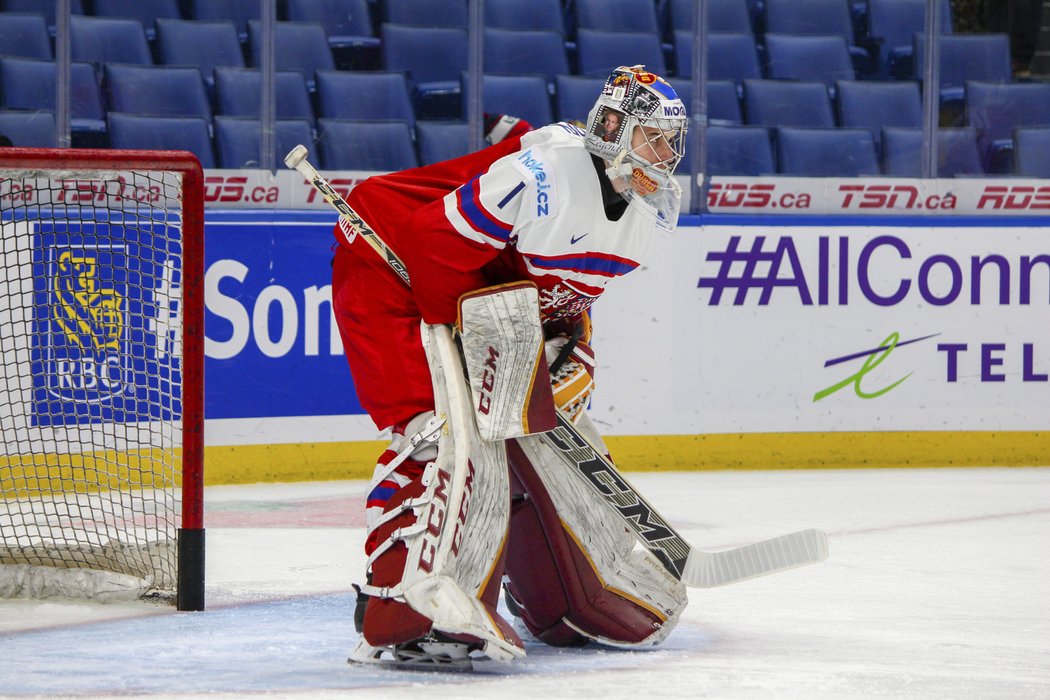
[193,198,1050,481]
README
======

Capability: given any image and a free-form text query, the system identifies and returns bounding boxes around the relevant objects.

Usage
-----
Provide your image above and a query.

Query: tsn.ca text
[0,177,163,205]
[705,182,1050,212]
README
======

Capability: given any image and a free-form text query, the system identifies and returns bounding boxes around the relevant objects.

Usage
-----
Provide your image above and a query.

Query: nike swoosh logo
[570,233,588,245]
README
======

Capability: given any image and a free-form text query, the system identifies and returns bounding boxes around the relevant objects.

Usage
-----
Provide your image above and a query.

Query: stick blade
[681,528,829,588]
[284,144,308,169]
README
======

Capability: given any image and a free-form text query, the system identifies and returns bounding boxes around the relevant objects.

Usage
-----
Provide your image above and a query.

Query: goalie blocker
[353,284,686,668]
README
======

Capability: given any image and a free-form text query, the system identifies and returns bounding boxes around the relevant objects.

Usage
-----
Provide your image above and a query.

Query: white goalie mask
[584,65,688,232]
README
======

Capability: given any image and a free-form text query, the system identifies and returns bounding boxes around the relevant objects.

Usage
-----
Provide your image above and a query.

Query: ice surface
[2,469,1048,699]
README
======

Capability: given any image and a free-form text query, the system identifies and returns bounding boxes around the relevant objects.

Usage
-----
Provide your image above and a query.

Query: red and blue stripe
[455,176,514,243]
[527,251,639,277]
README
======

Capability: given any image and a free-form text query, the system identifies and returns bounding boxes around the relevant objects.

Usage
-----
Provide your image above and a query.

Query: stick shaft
[287,150,411,287]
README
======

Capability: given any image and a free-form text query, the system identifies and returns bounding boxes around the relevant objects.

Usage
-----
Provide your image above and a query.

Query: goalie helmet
[584,65,688,232]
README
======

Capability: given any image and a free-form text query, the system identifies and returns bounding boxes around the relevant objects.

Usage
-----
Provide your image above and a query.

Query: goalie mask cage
[0,148,204,611]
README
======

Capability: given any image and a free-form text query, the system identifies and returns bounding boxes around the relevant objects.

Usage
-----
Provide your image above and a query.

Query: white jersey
[441,122,663,320]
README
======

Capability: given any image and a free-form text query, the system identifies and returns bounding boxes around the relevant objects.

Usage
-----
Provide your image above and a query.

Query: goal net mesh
[0,166,191,600]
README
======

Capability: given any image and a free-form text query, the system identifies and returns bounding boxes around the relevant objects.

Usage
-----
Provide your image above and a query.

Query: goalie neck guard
[584,65,688,233]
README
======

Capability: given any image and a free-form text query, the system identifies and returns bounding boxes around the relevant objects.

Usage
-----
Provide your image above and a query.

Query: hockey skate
[348,631,479,672]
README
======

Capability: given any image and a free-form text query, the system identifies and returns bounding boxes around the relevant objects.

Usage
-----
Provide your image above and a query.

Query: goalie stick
[285,144,410,287]
[284,144,829,588]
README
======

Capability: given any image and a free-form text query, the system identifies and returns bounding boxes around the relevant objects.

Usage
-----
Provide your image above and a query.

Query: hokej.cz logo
[813,332,940,402]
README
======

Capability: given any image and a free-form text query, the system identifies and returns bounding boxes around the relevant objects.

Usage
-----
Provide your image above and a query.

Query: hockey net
[0,149,204,609]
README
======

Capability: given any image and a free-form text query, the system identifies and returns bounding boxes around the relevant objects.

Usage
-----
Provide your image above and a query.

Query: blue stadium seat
[743,79,835,128]
[2,0,83,32]
[382,24,468,119]
[674,31,763,86]
[576,29,666,77]
[462,74,554,129]
[764,0,873,74]
[765,0,853,38]
[965,80,1050,173]
[317,119,419,171]
[913,34,1012,123]
[837,80,922,150]
[670,0,752,32]
[0,12,52,59]
[213,116,315,169]
[0,109,57,147]
[764,34,854,97]
[69,15,152,67]
[383,0,467,27]
[554,74,603,123]
[776,127,879,176]
[214,68,316,126]
[155,19,244,96]
[0,58,105,140]
[1013,128,1050,178]
[315,70,415,126]
[486,0,564,34]
[673,80,743,125]
[867,0,952,78]
[106,64,212,119]
[484,28,570,85]
[91,0,181,42]
[285,0,380,68]
[247,21,336,91]
[575,0,661,33]
[107,113,215,169]
[706,125,775,175]
[189,0,257,43]
[415,121,469,164]
[881,127,983,177]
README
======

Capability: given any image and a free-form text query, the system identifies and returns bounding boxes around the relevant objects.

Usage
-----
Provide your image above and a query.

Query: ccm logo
[450,461,476,556]
[477,346,499,415]
[417,468,451,573]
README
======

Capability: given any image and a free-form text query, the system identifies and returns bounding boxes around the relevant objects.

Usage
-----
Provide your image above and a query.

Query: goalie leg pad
[504,433,688,648]
[358,323,525,662]
[362,473,434,647]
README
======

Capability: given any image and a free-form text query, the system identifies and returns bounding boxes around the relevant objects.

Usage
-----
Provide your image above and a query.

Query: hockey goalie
[332,66,692,669]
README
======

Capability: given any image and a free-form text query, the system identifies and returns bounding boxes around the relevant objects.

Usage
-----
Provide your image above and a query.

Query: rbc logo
[46,249,130,402]
[31,221,182,426]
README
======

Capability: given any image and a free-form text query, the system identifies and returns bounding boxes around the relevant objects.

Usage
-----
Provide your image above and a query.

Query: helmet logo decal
[592,107,625,143]
[631,168,659,195]
[628,90,660,118]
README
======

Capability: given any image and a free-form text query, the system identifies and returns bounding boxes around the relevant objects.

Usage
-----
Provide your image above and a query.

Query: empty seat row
[4,106,1048,178]
[4,65,1048,177]
[698,125,1050,178]
[735,79,1050,173]
[0,61,580,144]
[0,6,970,88]
[0,109,425,172]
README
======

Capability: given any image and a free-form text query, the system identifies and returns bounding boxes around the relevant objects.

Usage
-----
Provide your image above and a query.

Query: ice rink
[2,467,1048,699]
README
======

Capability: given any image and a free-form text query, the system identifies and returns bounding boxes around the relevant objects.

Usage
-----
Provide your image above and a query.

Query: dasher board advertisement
[591,218,1050,435]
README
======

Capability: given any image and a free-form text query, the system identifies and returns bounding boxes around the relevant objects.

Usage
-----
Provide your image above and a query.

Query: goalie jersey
[337,122,664,326]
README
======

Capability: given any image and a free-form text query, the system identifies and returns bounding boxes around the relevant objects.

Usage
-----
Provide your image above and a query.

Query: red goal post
[0,148,204,610]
